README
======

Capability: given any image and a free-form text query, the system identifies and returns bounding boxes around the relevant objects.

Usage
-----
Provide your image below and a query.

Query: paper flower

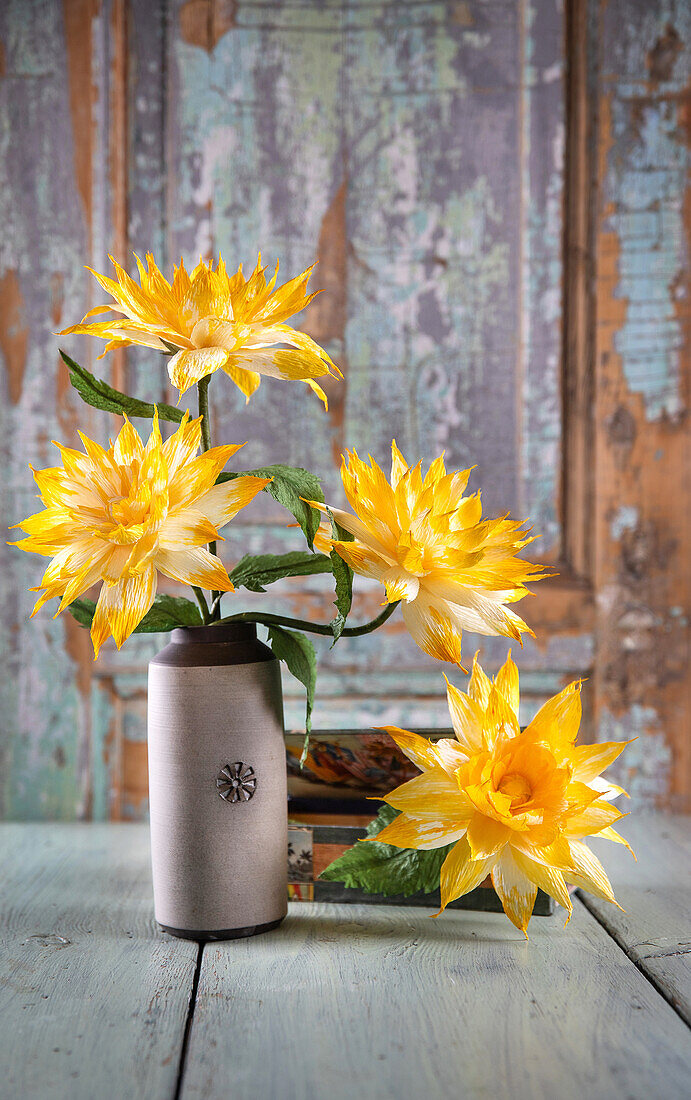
[12,413,269,656]
[307,442,547,666]
[371,653,632,935]
[60,253,342,404]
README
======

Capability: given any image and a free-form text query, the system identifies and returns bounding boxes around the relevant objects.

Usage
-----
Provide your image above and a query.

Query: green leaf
[319,804,453,897]
[131,595,204,632]
[68,594,202,634]
[60,350,184,424]
[229,551,332,593]
[266,625,317,763]
[217,464,324,549]
[67,597,97,629]
[326,506,353,643]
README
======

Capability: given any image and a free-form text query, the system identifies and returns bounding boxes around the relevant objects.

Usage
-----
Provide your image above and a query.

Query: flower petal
[161,415,207,478]
[381,567,419,603]
[589,775,630,801]
[113,418,144,466]
[195,474,271,527]
[444,677,486,754]
[225,347,333,382]
[436,837,495,914]
[370,813,468,851]
[390,439,409,487]
[595,826,636,858]
[168,445,244,510]
[563,839,619,905]
[434,737,471,774]
[221,359,261,402]
[511,845,573,917]
[423,578,529,640]
[384,767,468,822]
[491,846,539,935]
[570,740,632,785]
[168,347,230,394]
[90,567,157,656]
[305,378,329,409]
[483,684,521,748]
[563,800,626,838]
[466,812,510,860]
[155,547,234,591]
[328,540,391,583]
[401,595,465,667]
[523,680,582,752]
[467,652,492,709]
[377,726,442,772]
[157,508,220,550]
[302,501,396,561]
[494,649,520,716]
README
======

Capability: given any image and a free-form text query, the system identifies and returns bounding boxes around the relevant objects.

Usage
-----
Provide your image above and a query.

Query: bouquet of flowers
[12,252,632,935]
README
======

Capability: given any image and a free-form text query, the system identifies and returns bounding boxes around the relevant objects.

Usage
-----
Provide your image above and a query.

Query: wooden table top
[1,815,689,1099]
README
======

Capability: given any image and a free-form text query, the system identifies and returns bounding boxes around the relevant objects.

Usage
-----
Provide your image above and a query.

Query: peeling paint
[599,705,672,804]
[179,0,237,53]
[594,0,690,810]
[610,504,639,540]
[451,2,475,29]
[602,5,691,420]
[61,0,100,248]
[0,0,106,821]
[0,269,28,404]
[305,176,348,466]
[647,23,683,85]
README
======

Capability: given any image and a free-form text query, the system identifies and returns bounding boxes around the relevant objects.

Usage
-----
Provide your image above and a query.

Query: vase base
[158,915,285,942]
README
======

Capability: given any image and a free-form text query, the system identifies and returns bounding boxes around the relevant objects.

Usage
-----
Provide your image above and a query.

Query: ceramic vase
[147,622,288,940]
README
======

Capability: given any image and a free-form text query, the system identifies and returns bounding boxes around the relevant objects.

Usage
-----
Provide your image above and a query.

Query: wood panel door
[0,0,687,818]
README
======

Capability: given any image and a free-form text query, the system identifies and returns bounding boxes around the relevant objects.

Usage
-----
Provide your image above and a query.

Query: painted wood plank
[583,814,691,1025]
[0,0,115,820]
[180,895,690,1100]
[592,0,691,809]
[0,823,197,1099]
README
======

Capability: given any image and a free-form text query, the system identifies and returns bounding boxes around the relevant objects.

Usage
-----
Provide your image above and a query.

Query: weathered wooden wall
[0,0,687,819]
[591,0,690,811]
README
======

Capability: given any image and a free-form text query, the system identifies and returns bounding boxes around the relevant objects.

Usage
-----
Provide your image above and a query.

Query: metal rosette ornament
[216,762,257,803]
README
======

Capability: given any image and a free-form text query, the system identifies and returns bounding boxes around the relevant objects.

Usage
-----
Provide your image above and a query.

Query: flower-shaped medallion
[216,762,257,803]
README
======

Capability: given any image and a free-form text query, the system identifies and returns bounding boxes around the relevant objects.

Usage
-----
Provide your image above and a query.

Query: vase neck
[171,623,257,646]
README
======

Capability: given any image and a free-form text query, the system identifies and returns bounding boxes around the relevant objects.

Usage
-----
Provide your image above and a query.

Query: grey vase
[147,622,288,940]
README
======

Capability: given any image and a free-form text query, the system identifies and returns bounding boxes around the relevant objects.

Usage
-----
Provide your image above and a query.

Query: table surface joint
[174,941,204,1100]
[576,888,691,1030]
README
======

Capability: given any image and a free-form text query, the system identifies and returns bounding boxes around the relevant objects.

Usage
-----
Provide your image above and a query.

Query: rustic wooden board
[583,814,691,1026]
[180,896,691,1100]
[0,0,112,821]
[0,823,197,1100]
[591,0,691,810]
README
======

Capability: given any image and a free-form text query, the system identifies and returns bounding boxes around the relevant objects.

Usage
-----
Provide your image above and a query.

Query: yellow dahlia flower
[60,253,342,405]
[372,653,632,935]
[11,413,269,656]
[308,442,547,666]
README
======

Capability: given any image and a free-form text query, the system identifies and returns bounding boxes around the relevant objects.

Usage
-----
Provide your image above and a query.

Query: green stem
[197,375,222,620]
[216,600,400,637]
[192,585,211,624]
[197,375,212,452]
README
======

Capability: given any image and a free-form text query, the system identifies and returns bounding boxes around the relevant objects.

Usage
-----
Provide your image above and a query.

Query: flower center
[497,772,532,808]
[396,534,427,576]
[109,497,149,527]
